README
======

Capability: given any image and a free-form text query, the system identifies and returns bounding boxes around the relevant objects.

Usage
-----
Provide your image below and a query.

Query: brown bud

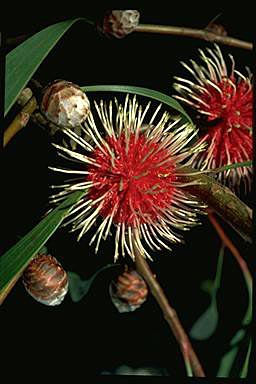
[40,80,90,128]
[102,10,140,39]
[17,87,33,107]
[22,254,68,306]
[205,23,228,36]
[109,269,148,313]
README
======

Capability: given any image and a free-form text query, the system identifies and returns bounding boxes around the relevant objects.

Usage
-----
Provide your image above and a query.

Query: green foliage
[83,85,193,124]
[216,329,251,377]
[0,191,85,297]
[240,338,251,378]
[190,301,219,340]
[189,244,224,340]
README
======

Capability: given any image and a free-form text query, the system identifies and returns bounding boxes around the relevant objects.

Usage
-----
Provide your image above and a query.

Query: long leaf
[0,191,85,303]
[217,346,240,377]
[240,338,252,378]
[83,85,193,124]
[216,329,246,377]
[4,18,90,116]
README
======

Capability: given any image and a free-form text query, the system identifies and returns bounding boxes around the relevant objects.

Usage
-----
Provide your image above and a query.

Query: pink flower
[173,44,252,192]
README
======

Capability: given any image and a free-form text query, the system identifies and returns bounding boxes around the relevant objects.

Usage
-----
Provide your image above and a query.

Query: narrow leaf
[83,85,193,124]
[212,161,252,174]
[240,338,252,378]
[230,329,246,347]
[190,245,224,340]
[5,18,89,116]
[200,279,215,295]
[0,191,85,302]
[217,346,240,377]
[217,329,246,377]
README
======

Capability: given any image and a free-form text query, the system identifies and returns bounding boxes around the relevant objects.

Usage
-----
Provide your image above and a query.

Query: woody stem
[135,24,252,50]
[179,167,252,243]
[133,231,205,377]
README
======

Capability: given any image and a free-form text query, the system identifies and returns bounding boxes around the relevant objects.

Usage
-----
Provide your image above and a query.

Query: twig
[134,24,252,50]
[133,229,205,377]
[3,96,37,147]
[207,210,252,326]
[207,210,251,276]
[179,167,252,243]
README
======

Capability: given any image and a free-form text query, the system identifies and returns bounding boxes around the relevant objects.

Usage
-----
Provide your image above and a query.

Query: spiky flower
[173,44,252,192]
[49,95,206,261]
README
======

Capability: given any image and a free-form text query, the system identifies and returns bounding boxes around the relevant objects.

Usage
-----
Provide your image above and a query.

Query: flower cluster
[173,44,252,192]
[49,95,206,260]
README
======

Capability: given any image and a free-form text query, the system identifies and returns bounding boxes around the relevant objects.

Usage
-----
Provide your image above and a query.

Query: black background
[1,4,254,381]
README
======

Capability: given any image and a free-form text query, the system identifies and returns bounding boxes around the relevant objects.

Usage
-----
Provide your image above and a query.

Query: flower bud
[102,10,140,39]
[205,23,228,36]
[40,80,90,128]
[109,269,148,313]
[22,254,68,306]
[17,87,33,107]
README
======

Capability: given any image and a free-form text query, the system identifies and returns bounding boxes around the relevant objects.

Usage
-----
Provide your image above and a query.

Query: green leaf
[0,191,86,299]
[5,18,88,116]
[242,271,252,327]
[216,329,247,377]
[212,161,252,174]
[190,245,224,340]
[230,329,246,347]
[200,279,215,295]
[189,300,218,340]
[240,338,252,378]
[217,346,240,377]
[83,85,193,124]
[68,264,121,302]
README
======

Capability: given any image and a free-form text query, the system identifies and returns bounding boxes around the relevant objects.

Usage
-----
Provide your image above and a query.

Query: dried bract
[41,80,90,128]
[22,254,68,306]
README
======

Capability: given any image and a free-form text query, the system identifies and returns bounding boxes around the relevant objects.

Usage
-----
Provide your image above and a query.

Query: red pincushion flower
[173,44,252,191]
[87,133,176,226]
[50,95,206,260]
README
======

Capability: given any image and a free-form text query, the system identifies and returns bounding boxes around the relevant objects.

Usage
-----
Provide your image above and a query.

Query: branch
[179,167,252,243]
[133,229,205,377]
[135,24,252,50]
[3,96,37,147]
[207,210,252,326]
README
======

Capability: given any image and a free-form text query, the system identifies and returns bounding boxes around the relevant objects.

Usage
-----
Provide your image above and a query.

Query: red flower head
[173,44,252,192]
[50,95,206,260]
